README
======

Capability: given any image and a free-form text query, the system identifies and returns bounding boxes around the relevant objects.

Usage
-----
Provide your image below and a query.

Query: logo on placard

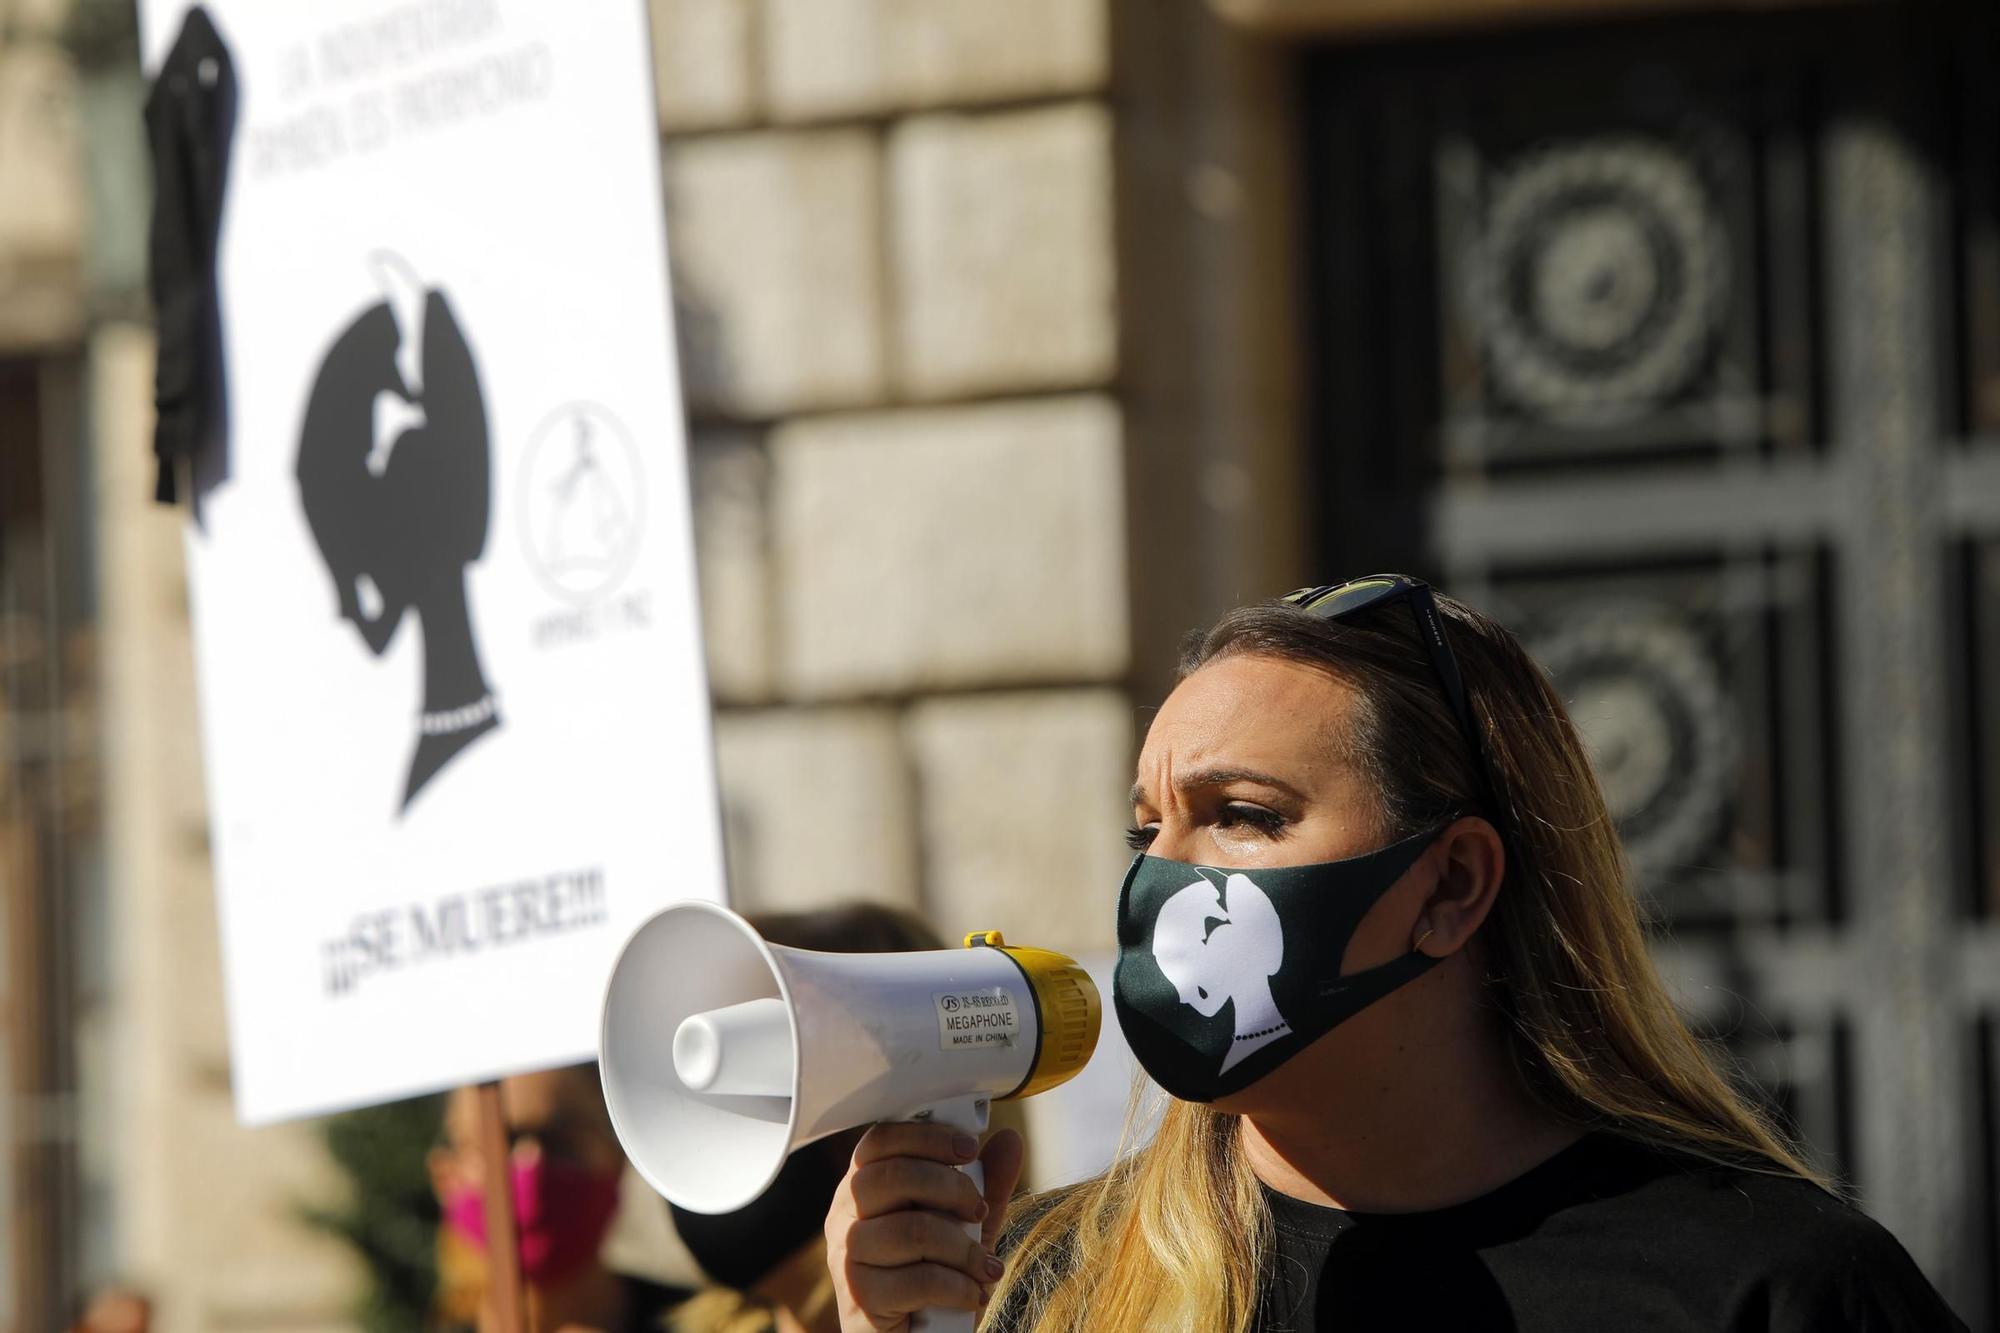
[519,403,645,605]
[296,252,501,815]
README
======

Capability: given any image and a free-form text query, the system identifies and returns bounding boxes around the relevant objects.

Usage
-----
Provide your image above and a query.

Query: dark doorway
[1302,5,2000,1322]
[1,353,92,1333]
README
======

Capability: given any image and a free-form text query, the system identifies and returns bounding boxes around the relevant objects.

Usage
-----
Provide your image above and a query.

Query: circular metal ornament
[1531,608,1737,876]
[1473,137,1729,424]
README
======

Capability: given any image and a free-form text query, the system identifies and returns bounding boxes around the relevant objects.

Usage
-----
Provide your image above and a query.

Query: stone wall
[654,0,1135,960]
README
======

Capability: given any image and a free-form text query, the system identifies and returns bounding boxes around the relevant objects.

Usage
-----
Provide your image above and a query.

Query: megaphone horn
[599,901,1100,1333]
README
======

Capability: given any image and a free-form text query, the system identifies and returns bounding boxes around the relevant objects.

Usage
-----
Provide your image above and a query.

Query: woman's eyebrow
[1129,766,1306,807]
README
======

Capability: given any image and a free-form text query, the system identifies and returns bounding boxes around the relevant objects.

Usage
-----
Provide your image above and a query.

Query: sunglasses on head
[1280,574,1500,819]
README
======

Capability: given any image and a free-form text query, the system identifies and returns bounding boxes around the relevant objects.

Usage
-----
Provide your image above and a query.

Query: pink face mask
[443,1154,623,1286]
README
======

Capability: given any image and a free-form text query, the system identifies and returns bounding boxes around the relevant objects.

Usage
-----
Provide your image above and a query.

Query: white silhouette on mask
[1151,871,1292,1074]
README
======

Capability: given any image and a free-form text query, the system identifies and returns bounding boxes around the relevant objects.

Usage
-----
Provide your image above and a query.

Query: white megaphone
[600,901,1101,1333]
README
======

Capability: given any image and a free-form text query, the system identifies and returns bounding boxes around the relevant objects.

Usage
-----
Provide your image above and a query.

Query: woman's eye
[1125,824,1158,852]
[1215,803,1285,837]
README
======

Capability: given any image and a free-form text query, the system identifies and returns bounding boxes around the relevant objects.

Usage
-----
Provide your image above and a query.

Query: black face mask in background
[668,1137,850,1291]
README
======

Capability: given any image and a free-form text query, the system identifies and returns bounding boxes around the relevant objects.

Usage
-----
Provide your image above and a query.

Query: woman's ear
[1413,816,1506,956]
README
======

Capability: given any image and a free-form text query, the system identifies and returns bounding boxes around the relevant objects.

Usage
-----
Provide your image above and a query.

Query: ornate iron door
[1305,6,1998,1320]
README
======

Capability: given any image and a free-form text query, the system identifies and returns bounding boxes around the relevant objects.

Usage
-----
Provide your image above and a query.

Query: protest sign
[137,0,724,1123]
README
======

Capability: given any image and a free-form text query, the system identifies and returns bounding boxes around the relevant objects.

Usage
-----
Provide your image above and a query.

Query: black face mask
[668,1138,846,1291]
[1112,826,1445,1104]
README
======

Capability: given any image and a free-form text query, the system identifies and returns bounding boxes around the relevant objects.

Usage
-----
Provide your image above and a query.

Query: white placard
[138,0,725,1124]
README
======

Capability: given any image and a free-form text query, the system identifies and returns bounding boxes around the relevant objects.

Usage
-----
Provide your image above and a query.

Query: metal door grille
[1305,6,1999,1320]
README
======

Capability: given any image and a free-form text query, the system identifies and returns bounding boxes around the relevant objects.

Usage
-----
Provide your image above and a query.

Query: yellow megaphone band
[963,929,1102,1100]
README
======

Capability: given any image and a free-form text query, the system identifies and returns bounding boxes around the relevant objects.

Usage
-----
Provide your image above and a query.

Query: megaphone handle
[908,1094,991,1333]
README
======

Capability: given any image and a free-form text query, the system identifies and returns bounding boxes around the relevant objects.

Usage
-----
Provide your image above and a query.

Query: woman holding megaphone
[822,578,1965,1332]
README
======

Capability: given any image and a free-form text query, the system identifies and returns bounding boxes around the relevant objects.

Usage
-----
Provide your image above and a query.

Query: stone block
[760,0,884,121]
[649,0,757,131]
[0,45,82,254]
[664,129,885,418]
[762,0,1108,121]
[890,104,1115,398]
[0,44,84,349]
[689,431,773,702]
[769,395,1127,696]
[11,0,73,38]
[906,689,1133,953]
[713,707,921,913]
[889,0,1109,107]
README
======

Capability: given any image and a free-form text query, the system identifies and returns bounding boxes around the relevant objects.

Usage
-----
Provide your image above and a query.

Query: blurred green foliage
[300,1094,447,1333]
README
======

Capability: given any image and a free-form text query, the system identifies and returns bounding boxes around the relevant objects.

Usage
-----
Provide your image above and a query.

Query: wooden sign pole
[474,1081,527,1333]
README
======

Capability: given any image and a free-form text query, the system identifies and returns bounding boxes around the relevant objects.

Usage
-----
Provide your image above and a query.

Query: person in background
[666,903,961,1333]
[67,1285,151,1333]
[430,1064,690,1333]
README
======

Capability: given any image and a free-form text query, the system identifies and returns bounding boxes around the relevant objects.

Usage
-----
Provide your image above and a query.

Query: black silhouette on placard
[297,254,500,814]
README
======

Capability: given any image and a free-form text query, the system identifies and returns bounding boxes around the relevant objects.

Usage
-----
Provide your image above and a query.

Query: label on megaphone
[933,987,1022,1050]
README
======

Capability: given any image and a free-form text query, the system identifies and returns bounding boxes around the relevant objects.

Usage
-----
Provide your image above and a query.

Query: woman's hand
[826,1122,1025,1332]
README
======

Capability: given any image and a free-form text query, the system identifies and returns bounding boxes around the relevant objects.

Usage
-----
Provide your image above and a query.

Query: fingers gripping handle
[910,1094,991,1333]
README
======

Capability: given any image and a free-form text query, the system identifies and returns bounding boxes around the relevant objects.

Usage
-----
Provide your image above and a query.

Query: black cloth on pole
[143,4,237,507]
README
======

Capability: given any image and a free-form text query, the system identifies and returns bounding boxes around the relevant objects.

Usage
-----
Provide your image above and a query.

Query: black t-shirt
[1000,1134,1967,1332]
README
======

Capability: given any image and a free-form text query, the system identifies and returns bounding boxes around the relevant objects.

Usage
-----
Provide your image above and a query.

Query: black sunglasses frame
[1281,575,1503,821]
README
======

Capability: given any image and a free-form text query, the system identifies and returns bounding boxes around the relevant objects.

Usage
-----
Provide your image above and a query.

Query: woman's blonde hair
[988,594,1823,1332]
